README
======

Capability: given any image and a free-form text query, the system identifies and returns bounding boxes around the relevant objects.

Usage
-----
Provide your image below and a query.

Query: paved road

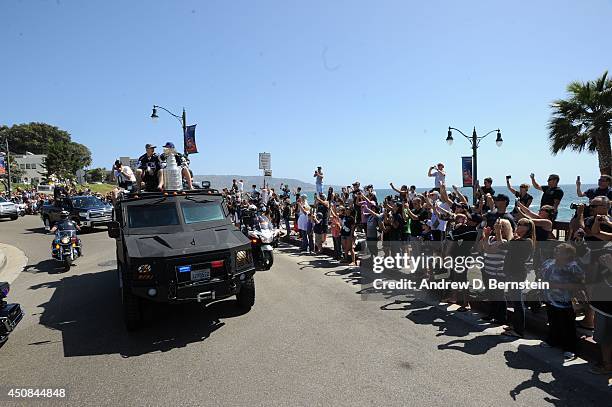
[0,216,609,406]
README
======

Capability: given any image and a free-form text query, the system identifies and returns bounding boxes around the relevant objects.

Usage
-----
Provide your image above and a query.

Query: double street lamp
[446,126,503,205]
[151,105,188,155]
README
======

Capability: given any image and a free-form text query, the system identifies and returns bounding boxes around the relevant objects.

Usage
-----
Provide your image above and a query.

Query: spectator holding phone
[531,173,564,219]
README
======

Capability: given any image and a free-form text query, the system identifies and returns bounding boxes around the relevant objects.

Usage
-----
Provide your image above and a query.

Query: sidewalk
[278,224,602,365]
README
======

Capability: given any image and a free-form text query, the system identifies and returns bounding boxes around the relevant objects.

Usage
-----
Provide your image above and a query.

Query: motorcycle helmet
[248,204,257,211]
[259,206,267,213]
[59,210,70,219]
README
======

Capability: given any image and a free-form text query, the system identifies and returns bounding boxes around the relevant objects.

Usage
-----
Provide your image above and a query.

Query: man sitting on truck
[136,143,164,192]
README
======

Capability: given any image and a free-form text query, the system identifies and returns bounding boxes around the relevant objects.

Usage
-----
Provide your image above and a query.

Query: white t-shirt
[433,170,445,189]
[238,181,244,192]
[297,206,310,230]
[121,166,136,182]
[431,200,450,231]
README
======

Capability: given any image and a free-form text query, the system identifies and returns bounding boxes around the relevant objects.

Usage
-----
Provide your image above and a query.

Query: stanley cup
[162,148,183,190]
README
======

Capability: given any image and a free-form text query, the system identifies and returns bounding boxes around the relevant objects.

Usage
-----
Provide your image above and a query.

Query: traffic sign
[258,152,271,170]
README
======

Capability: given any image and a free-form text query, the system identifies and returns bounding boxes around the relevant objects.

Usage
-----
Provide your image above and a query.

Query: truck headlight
[135,264,153,280]
[79,212,89,218]
[235,250,252,269]
[137,264,151,273]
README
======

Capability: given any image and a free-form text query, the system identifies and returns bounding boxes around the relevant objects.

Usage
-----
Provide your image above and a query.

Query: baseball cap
[163,141,175,149]
[145,143,156,149]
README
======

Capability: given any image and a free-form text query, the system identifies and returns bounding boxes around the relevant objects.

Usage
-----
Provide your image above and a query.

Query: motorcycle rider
[49,211,82,256]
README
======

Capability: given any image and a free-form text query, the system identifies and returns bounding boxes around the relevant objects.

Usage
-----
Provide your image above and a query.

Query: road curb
[0,248,6,273]
[0,243,28,284]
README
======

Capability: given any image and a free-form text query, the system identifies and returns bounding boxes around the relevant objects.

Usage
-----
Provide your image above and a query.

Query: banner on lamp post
[184,125,198,154]
[461,156,473,187]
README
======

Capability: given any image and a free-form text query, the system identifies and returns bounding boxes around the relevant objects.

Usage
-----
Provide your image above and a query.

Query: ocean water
[310,184,596,222]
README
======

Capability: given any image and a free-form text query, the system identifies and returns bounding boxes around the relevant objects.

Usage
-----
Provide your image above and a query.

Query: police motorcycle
[241,205,279,270]
[0,281,24,346]
[50,211,82,271]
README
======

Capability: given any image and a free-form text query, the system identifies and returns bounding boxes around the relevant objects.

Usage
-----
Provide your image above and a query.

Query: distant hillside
[193,175,326,191]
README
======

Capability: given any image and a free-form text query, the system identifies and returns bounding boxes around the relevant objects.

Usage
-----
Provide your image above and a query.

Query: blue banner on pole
[0,155,6,176]
[184,124,198,154]
[461,156,473,187]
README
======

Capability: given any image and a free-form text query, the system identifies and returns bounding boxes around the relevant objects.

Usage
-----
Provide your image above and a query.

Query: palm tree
[548,71,612,176]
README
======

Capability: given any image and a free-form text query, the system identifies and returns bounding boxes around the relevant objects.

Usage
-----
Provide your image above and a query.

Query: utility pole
[5,138,11,194]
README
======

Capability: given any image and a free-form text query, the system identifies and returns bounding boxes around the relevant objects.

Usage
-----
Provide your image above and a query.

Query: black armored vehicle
[108,189,256,330]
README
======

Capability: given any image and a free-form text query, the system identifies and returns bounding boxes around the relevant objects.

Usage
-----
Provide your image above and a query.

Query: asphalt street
[0,215,609,406]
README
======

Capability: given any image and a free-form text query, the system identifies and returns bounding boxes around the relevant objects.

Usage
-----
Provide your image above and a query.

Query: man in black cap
[159,141,193,189]
[136,143,163,192]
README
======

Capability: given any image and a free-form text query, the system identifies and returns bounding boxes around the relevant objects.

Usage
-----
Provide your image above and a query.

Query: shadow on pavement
[504,344,607,406]
[24,259,69,274]
[29,269,247,358]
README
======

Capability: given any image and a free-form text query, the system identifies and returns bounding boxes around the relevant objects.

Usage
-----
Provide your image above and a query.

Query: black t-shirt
[392,212,405,239]
[340,215,354,237]
[513,191,533,206]
[584,187,612,200]
[481,186,495,196]
[409,208,429,237]
[502,238,533,281]
[479,186,495,211]
[448,224,478,256]
[540,186,564,207]
[138,153,162,176]
[317,202,329,222]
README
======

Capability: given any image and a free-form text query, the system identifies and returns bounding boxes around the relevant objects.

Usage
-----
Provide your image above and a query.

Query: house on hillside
[13,152,46,185]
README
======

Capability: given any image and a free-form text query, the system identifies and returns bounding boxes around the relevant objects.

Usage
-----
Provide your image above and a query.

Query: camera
[506,175,511,180]
[570,202,591,217]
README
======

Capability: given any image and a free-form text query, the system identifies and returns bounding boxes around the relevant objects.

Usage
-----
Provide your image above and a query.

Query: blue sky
[1,0,611,188]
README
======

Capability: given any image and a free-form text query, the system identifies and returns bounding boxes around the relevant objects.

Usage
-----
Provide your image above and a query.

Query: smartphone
[577,175,581,182]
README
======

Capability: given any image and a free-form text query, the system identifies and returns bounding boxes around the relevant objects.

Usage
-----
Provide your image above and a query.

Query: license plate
[191,268,210,281]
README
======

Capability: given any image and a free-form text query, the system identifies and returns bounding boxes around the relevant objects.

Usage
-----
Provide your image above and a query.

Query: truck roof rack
[118,188,222,203]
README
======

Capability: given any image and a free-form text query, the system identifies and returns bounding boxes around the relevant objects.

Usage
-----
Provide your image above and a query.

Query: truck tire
[236,277,255,310]
[262,251,274,270]
[122,287,142,331]
[10,216,18,221]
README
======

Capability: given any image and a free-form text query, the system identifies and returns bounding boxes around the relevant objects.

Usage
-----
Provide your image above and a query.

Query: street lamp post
[151,105,188,156]
[446,126,503,205]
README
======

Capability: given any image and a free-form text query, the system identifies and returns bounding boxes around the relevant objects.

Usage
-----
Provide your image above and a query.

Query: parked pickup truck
[41,195,113,229]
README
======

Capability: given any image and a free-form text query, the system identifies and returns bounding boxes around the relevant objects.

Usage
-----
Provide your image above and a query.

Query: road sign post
[259,153,271,188]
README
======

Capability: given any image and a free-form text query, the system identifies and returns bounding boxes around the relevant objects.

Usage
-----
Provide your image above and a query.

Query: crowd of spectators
[220,167,612,376]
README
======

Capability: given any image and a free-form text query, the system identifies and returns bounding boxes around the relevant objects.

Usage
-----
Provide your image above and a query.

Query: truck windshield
[180,201,225,224]
[127,203,180,228]
[72,196,105,208]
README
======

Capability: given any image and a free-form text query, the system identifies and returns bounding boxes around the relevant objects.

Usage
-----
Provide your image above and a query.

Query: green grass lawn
[2,182,116,195]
